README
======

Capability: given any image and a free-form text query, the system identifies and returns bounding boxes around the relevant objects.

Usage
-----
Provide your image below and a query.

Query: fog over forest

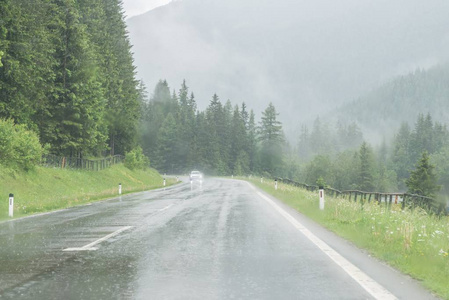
[127,0,449,140]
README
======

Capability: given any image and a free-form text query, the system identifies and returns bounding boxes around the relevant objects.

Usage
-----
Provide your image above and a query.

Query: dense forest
[296,113,448,197]
[0,0,139,158]
[1,0,448,203]
[140,80,285,176]
[336,63,449,138]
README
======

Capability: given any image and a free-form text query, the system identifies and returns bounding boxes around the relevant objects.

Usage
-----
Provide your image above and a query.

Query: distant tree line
[140,80,286,176]
[339,63,449,136]
[0,0,140,159]
[296,113,446,199]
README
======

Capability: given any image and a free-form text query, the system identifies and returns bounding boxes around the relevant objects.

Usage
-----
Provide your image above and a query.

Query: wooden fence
[41,155,124,171]
[276,178,447,215]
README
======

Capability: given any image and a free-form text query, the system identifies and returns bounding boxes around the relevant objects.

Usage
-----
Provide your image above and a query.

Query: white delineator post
[275,179,278,190]
[9,193,14,217]
[319,186,325,210]
[163,178,166,187]
[261,177,263,183]
[119,183,122,195]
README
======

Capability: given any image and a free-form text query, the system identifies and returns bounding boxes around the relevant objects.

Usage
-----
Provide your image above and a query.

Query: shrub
[0,119,43,170]
[124,146,150,170]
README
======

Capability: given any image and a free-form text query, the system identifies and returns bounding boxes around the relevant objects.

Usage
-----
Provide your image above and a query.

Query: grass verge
[0,164,175,221]
[249,178,449,299]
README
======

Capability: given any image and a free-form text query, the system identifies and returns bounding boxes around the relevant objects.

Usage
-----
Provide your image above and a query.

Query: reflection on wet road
[0,179,437,299]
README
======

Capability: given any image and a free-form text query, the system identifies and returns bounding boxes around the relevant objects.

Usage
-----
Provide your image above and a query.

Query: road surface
[0,178,439,299]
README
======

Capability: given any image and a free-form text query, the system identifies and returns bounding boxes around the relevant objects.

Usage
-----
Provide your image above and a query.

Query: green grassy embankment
[0,165,175,221]
[249,178,449,300]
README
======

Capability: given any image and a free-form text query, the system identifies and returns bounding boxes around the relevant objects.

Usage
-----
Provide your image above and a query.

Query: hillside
[0,165,165,221]
[335,63,449,139]
[126,0,449,133]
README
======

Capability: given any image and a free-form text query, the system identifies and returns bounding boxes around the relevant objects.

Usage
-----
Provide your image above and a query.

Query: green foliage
[139,80,286,177]
[406,151,440,198]
[297,118,363,162]
[304,155,333,186]
[339,64,449,135]
[358,141,375,191]
[124,146,150,170]
[0,0,139,158]
[0,119,43,170]
[316,176,326,188]
[0,164,166,220]
[252,178,449,299]
[258,102,284,175]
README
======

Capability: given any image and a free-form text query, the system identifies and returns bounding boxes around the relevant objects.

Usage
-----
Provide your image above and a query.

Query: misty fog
[126,0,449,140]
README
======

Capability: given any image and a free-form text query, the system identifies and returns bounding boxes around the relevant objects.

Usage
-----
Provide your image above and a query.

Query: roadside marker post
[163,178,166,187]
[9,194,14,217]
[275,179,278,190]
[319,186,325,210]
[119,183,122,195]
[261,177,263,183]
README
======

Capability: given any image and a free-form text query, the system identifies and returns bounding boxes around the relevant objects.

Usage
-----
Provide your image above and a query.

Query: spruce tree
[44,0,106,156]
[358,141,375,191]
[406,151,440,198]
[258,102,284,175]
[247,110,258,172]
[155,113,178,173]
[231,105,249,175]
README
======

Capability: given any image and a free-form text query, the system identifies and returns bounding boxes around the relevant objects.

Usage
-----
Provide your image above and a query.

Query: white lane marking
[63,226,133,252]
[248,183,397,300]
[159,204,174,212]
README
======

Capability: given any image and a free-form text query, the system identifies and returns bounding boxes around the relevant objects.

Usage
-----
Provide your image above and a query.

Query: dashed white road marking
[159,204,174,212]
[248,183,397,300]
[63,226,133,252]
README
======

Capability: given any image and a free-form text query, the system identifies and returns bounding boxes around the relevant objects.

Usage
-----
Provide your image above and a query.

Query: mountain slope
[126,0,449,132]
[335,63,449,139]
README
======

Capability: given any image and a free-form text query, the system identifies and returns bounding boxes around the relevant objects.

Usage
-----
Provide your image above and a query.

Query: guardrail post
[319,186,325,210]
[402,194,406,210]
[8,193,14,217]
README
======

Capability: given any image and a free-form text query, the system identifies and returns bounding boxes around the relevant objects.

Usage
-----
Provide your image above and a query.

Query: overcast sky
[122,0,172,18]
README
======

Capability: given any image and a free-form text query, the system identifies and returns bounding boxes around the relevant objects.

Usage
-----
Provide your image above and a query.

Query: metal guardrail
[41,155,124,171]
[275,177,447,215]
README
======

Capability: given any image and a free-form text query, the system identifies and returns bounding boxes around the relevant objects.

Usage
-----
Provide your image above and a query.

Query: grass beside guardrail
[0,164,176,221]
[249,178,449,300]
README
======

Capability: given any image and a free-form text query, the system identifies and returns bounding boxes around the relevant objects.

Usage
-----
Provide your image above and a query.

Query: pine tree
[231,105,249,175]
[0,0,56,128]
[297,124,310,161]
[258,102,284,175]
[247,110,258,172]
[391,122,412,189]
[155,113,178,173]
[43,0,106,156]
[204,94,225,174]
[358,141,375,191]
[406,151,440,198]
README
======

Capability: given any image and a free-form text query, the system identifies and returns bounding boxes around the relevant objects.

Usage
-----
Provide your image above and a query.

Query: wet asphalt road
[0,178,439,299]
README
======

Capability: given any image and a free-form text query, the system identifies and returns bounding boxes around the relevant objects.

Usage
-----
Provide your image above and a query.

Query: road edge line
[248,182,397,300]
